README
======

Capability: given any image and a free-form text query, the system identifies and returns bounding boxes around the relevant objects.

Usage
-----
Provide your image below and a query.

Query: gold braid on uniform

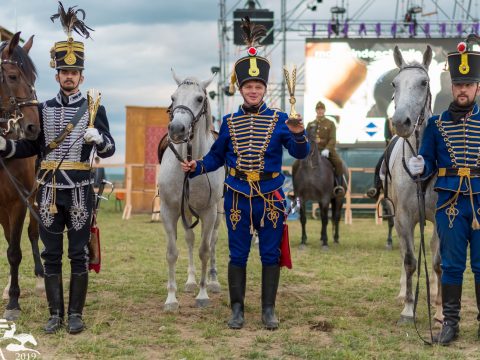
[435,110,480,229]
[229,191,241,230]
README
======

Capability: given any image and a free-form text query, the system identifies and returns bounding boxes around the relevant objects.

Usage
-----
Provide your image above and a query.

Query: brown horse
[0,32,44,320]
[292,125,347,250]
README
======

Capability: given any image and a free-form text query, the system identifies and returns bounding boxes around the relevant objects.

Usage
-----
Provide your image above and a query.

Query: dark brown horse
[0,32,44,320]
[292,125,347,249]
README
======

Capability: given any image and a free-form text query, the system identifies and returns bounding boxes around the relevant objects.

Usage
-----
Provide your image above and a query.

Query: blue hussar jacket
[420,103,480,194]
[190,102,310,196]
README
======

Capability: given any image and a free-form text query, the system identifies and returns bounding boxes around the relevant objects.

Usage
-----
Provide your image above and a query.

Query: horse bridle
[396,64,435,346]
[166,81,210,229]
[0,57,38,136]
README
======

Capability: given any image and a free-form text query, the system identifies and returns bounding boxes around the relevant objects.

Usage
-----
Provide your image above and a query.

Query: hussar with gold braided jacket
[181,17,309,330]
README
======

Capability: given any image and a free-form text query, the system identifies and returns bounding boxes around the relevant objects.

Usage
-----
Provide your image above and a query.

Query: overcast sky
[0,0,465,164]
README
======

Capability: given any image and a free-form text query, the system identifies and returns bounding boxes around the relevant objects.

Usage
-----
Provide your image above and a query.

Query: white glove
[0,137,5,151]
[321,149,330,157]
[408,155,425,176]
[84,127,103,145]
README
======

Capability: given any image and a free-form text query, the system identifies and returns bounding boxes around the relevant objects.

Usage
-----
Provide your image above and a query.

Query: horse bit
[0,57,38,136]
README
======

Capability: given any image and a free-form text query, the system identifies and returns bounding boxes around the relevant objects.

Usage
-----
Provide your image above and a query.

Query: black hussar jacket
[0,91,115,188]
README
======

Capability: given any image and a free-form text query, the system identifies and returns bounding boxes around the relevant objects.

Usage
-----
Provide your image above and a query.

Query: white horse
[158,71,224,311]
[388,46,442,323]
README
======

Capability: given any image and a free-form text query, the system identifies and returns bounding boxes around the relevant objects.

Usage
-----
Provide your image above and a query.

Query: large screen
[304,38,461,143]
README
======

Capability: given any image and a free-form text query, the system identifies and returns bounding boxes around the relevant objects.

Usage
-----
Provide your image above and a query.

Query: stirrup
[333,186,345,196]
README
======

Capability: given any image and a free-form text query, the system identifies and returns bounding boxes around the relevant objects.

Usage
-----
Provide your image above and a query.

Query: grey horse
[158,71,224,311]
[292,126,346,249]
[389,45,442,323]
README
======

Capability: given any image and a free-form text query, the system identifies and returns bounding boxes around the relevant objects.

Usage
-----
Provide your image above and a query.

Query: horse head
[168,69,215,144]
[0,32,39,141]
[391,45,432,138]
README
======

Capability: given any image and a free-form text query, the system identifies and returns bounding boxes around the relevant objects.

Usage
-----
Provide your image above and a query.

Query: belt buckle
[246,171,260,182]
[458,167,470,177]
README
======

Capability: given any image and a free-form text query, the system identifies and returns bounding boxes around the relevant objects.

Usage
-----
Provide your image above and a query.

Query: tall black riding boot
[475,283,480,339]
[227,264,246,329]
[44,273,64,334]
[333,175,345,197]
[67,272,88,334]
[435,284,462,345]
[261,265,280,330]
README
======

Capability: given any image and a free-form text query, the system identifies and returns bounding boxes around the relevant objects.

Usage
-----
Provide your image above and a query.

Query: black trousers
[38,185,93,274]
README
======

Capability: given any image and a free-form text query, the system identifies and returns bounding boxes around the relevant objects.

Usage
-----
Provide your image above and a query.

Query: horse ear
[171,68,182,86]
[393,45,404,68]
[201,73,216,90]
[2,32,21,59]
[22,35,34,54]
[423,45,432,69]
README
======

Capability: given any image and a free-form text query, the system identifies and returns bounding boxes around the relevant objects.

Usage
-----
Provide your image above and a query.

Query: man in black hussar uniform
[0,3,115,334]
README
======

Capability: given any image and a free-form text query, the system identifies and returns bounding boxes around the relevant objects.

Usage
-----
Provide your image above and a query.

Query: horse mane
[0,41,37,83]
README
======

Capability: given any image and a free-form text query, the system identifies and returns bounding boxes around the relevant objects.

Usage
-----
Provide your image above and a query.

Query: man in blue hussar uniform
[181,18,309,330]
[408,34,480,345]
[0,3,115,334]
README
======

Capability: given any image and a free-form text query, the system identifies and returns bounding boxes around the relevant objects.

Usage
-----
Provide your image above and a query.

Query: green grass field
[0,200,479,359]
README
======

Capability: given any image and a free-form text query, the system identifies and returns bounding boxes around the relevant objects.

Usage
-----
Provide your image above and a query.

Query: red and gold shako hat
[447,34,480,83]
[49,1,93,70]
[229,17,270,94]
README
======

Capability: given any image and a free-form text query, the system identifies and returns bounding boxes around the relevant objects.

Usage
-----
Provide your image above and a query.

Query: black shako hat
[229,17,270,94]
[448,34,480,83]
[49,1,94,70]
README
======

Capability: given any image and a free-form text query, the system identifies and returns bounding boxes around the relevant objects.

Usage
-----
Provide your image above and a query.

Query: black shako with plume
[49,1,94,70]
[229,16,270,94]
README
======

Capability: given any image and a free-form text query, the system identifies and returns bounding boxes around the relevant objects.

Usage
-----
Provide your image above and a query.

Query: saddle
[157,130,219,164]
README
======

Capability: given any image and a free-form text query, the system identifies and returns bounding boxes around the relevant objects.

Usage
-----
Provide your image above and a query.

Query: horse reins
[396,64,435,345]
[166,82,212,229]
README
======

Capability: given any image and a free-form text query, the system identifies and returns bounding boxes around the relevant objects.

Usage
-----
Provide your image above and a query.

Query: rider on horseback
[306,101,346,196]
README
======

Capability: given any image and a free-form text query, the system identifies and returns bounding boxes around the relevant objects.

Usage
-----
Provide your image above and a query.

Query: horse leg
[207,205,221,293]
[430,229,443,324]
[386,216,394,251]
[320,203,329,250]
[28,211,45,297]
[195,211,215,308]
[299,200,307,249]
[162,208,180,311]
[331,197,342,244]
[4,204,26,320]
[395,215,416,324]
[184,224,197,293]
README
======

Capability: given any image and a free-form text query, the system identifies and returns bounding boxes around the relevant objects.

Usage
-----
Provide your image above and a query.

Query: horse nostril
[180,125,185,132]
[26,124,39,136]
[405,117,411,127]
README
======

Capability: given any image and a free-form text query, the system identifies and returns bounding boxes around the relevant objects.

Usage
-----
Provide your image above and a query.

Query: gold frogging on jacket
[436,167,480,230]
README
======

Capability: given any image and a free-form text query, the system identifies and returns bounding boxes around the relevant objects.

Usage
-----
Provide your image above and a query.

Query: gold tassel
[229,72,237,94]
[473,217,480,230]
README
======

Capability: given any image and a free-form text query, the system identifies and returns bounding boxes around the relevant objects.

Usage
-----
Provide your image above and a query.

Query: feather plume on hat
[240,16,266,48]
[50,1,94,39]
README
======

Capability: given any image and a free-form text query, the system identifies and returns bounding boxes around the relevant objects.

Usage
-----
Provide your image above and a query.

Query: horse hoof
[184,282,197,293]
[164,302,179,312]
[299,244,307,250]
[207,281,221,293]
[322,245,329,251]
[396,315,414,325]
[333,240,339,245]
[196,298,210,308]
[3,309,20,321]
[385,243,393,251]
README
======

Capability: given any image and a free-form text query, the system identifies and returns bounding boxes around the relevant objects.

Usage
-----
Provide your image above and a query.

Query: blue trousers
[435,193,480,285]
[224,188,285,267]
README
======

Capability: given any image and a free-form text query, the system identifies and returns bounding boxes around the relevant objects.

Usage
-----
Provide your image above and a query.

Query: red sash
[273,190,292,269]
